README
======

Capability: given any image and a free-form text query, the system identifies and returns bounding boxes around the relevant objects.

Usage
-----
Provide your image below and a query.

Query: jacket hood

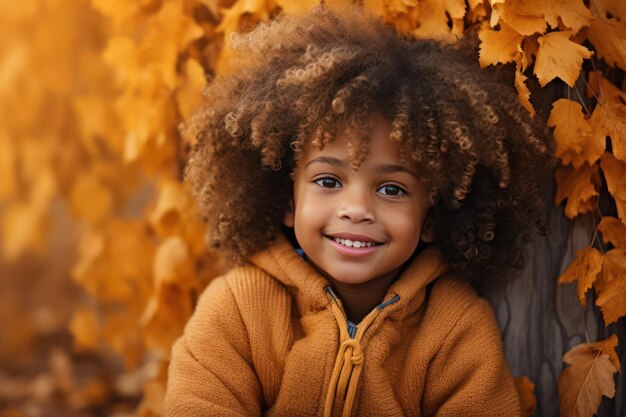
[248,231,450,321]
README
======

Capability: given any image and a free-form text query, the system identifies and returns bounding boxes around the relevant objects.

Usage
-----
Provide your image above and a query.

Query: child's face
[283,112,431,286]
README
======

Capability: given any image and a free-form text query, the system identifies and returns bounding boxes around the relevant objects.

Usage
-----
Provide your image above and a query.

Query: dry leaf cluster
[0,0,624,416]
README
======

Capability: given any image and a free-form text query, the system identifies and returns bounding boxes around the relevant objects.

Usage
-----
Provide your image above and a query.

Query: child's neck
[303,254,402,324]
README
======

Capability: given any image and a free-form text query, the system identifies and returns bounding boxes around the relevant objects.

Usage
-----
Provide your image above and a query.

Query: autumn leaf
[514,66,535,115]
[559,336,618,417]
[594,248,626,325]
[176,58,207,121]
[554,163,601,218]
[412,0,466,41]
[598,216,626,247]
[141,1,204,89]
[589,103,626,163]
[543,0,592,33]
[216,0,277,35]
[547,99,604,168]
[478,21,523,67]
[69,308,100,352]
[69,174,114,224]
[600,153,626,223]
[276,0,319,15]
[586,71,626,107]
[558,247,604,305]
[534,31,593,87]
[490,0,547,36]
[592,0,626,22]
[587,17,626,71]
[514,376,537,417]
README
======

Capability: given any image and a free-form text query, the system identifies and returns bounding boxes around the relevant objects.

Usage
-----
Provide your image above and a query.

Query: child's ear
[282,198,294,228]
[420,212,436,243]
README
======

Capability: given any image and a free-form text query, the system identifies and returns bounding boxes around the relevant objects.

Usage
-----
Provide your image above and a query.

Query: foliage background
[0,0,624,416]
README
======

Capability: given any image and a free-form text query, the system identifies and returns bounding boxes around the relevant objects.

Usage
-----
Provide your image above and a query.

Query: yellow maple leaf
[547,99,604,168]
[554,162,601,218]
[600,153,626,223]
[69,174,114,225]
[152,237,196,290]
[514,64,535,116]
[592,0,626,22]
[363,0,420,35]
[413,0,466,42]
[559,337,618,417]
[586,71,626,107]
[543,0,592,34]
[216,0,276,35]
[276,0,319,15]
[587,17,626,71]
[490,0,546,36]
[534,31,593,87]
[141,1,204,89]
[102,312,145,369]
[478,21,523,67]
[598,216,626,247]
[558,247,604,305]
[594,248,626,325]
[102,36,142,88]
[589,103,626,163]
[0,170,55,259]
[176,58,207,121]
[69,308,100,352]
[0,131,17,200]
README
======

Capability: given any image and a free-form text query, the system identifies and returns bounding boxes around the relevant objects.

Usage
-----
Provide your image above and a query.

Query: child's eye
[314,177,341,189]
[378,184,407,198]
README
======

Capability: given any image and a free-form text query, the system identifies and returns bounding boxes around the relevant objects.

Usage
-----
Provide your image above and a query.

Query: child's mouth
[324,235,384,258]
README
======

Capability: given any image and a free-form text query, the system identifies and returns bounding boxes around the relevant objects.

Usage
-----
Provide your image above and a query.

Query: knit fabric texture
[164,232,522,416]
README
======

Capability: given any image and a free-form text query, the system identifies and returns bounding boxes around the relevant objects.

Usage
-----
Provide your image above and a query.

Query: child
[164,4,555,416]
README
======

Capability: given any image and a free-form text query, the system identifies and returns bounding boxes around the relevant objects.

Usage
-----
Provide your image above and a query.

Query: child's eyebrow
[304,156,420,180]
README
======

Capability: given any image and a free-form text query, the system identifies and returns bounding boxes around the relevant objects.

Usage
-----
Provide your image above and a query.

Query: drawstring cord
[323,296,381,417]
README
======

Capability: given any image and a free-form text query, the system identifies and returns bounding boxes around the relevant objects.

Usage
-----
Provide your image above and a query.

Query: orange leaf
[152,237,196,290]
[595,249,626,325]
[490,0,547,36]
[558,247,604,305]
[554,162,601,218]
[543,0,593,33]
[69,308,100,352]
[598,216,626,247]
[478,21,523,67]
[514,376,537,417]
[592,0,626,22]
[586,71,626,107]
[589,334,621,372]
[412,0,466,41]
[547,99,604,168]
[559,338,618,417]
[600,153,626,223]
[514,66,535,116]
[587,17,626,71]
[589,103,626,163]
[534,31,593,87]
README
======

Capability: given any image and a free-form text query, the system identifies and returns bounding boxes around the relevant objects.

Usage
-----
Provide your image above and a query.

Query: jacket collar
[248,232,450,320]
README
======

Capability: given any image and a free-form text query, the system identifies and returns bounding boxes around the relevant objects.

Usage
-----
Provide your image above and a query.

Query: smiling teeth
[333,238,379,248]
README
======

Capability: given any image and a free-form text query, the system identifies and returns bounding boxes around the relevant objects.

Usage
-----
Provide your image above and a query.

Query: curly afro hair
[183,4,556,288]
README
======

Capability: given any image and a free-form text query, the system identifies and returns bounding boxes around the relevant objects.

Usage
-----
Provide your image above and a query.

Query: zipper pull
[347,320,357,339]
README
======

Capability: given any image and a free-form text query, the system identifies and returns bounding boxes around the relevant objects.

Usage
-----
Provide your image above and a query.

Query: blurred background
[0,0,624,416]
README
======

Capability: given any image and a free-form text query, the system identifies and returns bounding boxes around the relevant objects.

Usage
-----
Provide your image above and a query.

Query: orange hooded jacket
[164,232,522,416]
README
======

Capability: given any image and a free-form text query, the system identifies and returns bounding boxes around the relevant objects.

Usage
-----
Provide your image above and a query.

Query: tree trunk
[482,176,625,417]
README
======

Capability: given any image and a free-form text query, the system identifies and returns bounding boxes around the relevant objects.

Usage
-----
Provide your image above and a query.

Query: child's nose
[336,187,375,223]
